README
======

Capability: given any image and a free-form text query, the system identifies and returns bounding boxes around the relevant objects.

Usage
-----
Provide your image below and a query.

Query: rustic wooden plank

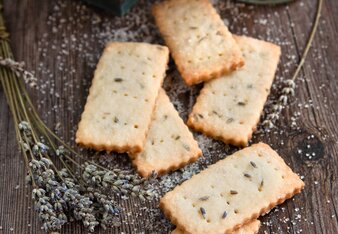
[284,1,338,233]
[0,0,337,233]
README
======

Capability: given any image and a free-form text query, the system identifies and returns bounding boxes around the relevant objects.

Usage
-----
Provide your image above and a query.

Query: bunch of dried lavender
[29,155,99,232]
[17,118,154,233]
[23,124,117,232]
[0,5,156,233]
[261,0,323,130]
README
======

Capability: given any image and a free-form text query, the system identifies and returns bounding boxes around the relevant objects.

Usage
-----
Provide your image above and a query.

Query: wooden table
[0,0,337,233]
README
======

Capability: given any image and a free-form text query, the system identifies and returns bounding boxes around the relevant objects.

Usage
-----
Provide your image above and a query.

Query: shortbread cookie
[152,0,244,86]
[172,219,260,234]
[188,36,281,146]
[160,143,304,234]
[76,42,169,153]
[130,89,202,177]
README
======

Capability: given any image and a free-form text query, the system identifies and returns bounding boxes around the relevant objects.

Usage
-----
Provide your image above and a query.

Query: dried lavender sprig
[87,189,121,229]
[82,162,156,201]
[0,57,37,87]
[262,0,322,130]
[262,79,295,130]
[54,144,157,200]
[29,157,100,232]
[30,158,76,232]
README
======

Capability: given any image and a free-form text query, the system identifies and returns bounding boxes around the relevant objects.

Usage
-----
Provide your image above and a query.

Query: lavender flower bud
[285,79,296,89]
[282,87,295,96]
[279,95,288,105]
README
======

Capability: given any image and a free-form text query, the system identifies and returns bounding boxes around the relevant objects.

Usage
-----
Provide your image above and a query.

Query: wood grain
[0,0,337,233]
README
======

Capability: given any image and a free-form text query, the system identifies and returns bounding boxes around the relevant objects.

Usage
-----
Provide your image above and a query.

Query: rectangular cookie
[130,89,202,177]
[188,36,281,146]
[172,219,260,234]
[152,0,244,86]
[76,42,169,153]
[160,143,304,234]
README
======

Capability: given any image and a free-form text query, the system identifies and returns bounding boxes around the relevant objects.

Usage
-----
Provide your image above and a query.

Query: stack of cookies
[76,0,304,233]
[153,0,281,147]
[76,42,202,177]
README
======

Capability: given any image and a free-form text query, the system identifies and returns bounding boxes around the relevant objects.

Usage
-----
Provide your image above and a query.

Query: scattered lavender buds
[199,196,209,201]
[259,180,264,191]
[230,190,238,195]
[250,161,257,168]
[200,207,206,219]
[243,173,251,178]
[262,79,296,130]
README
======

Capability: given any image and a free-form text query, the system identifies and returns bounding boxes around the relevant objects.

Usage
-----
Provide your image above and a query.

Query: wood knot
[292,130,325,163]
